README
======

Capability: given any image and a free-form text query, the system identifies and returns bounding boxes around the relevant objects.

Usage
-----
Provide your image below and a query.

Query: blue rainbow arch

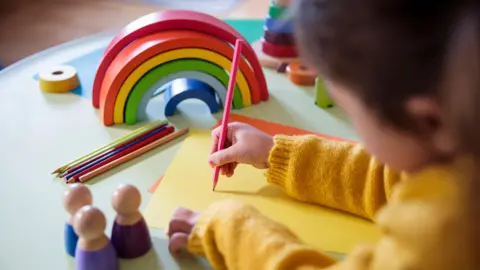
[163,78,219,117]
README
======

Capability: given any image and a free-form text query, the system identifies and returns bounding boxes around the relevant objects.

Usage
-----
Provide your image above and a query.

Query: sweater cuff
[187,200,252,255]
[265,135,302,189]
[187,206,215,255]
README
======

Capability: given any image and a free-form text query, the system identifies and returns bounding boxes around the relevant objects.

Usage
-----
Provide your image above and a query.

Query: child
[166,0,480,269]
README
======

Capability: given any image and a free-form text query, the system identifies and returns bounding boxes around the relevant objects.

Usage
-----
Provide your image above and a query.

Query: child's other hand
[209,122,273,177]
[166,207,200,255]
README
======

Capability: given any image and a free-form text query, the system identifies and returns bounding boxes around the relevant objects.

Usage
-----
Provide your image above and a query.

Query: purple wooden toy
[111,184,152,259]
[73,205,118,270]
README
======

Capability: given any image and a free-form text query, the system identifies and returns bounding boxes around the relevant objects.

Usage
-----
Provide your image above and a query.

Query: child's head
[293,0,477,172]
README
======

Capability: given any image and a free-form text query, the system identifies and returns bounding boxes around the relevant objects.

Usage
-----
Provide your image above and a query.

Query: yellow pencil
[75,128,189,183]
[52,120,168,174]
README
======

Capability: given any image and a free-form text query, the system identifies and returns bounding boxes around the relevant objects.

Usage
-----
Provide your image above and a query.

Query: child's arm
[188,171,456,270]
[186,199,401,270]
[185,168,456,270]
[187,200,338,269]
[266,135,404,220]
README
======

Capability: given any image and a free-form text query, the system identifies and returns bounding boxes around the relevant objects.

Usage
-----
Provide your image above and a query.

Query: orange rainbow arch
[92,10,269,126]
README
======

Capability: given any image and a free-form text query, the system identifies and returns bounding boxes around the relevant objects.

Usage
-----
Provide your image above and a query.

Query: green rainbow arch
[125,59,243,125]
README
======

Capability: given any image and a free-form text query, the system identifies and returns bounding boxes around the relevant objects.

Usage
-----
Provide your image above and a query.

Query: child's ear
[406,96,457,155]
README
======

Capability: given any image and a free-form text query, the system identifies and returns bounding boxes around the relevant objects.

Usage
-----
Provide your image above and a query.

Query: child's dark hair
[293,0,474,130]
[294,0,480,265]
[443,8,480,267]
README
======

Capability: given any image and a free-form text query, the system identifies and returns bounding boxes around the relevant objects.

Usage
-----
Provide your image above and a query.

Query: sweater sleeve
[186,168,459,270]
[187,200,338,270]
[187,200,383,270]
[265,135,403,220]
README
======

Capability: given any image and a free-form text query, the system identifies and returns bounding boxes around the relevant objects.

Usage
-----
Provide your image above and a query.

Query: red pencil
[212,39,244,191]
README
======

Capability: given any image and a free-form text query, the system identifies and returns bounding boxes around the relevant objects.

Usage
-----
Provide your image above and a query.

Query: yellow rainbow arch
[113,48,252,125]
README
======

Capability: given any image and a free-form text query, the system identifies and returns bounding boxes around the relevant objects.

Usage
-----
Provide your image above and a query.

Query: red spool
[263,27,295,45]
[260,38,297,58]
[273,0,290,7]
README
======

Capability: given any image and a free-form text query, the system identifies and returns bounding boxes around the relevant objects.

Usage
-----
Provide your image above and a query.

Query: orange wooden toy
[286,61,318,86]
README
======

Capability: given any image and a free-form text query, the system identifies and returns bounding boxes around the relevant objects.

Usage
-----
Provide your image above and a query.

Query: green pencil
[52,120,168,174]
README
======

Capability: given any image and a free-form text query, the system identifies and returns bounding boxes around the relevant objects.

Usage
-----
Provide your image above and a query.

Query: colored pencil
[77,128,189,183]
[57,120,167,174]
[212,39,244,191]
[52,120,167,174]
[63,124,169,179]
[59,122,168,178]
[64,125,172,180]
[66,125,175,183]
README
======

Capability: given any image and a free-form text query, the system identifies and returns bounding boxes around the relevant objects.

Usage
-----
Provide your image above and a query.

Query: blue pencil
[64,125,169,180]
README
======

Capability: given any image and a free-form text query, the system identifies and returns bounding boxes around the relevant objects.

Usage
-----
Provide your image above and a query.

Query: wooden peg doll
[111,184,151,259]
[73,205,118,270]
[62,183,92,257]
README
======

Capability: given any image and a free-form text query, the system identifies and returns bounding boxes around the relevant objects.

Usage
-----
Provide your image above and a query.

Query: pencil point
[66,177,76,184]
[52,167,64,174]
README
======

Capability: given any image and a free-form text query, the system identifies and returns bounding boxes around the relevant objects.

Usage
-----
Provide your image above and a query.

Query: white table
[0,29,355,269]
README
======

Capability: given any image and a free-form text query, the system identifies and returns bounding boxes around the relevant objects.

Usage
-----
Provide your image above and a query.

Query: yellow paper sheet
[144,130,380,253]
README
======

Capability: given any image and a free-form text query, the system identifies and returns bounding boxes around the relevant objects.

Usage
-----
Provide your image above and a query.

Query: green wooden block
[268,1,287,19]
[315,77,334,109]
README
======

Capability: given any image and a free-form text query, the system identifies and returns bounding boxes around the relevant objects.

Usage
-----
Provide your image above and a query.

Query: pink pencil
[212,39,244,191]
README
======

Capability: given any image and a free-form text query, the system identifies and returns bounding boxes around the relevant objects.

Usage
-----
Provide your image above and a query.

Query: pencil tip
[65,178,76,184]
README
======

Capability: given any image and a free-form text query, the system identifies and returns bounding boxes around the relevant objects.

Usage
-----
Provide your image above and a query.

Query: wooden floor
[0,0,268,66]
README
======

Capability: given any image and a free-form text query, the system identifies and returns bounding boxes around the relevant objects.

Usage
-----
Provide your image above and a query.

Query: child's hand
[209,122,273,177]
[166,207,200,255]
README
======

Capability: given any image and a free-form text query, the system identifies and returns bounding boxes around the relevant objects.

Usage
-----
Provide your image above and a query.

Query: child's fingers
[231,162,238,174]
[219,149,236,174]
[225,162,238,177]
[210,125,237,155]
[210,144,241,167]
[210,129,220,155]
[221,163,233,175]
[167,217,193,237]
[220,164,230,175]
[168,232,189,256]
[227,163,234,176]
[220,162,238,177]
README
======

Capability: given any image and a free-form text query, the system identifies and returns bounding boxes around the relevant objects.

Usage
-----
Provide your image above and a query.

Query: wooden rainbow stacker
[91,10,269,126]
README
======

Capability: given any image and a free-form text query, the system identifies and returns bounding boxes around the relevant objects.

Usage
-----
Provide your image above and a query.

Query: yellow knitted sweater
[187,135,473,269]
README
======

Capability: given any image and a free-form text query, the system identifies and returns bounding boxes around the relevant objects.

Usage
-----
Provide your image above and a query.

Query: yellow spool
[39,65,80,93]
